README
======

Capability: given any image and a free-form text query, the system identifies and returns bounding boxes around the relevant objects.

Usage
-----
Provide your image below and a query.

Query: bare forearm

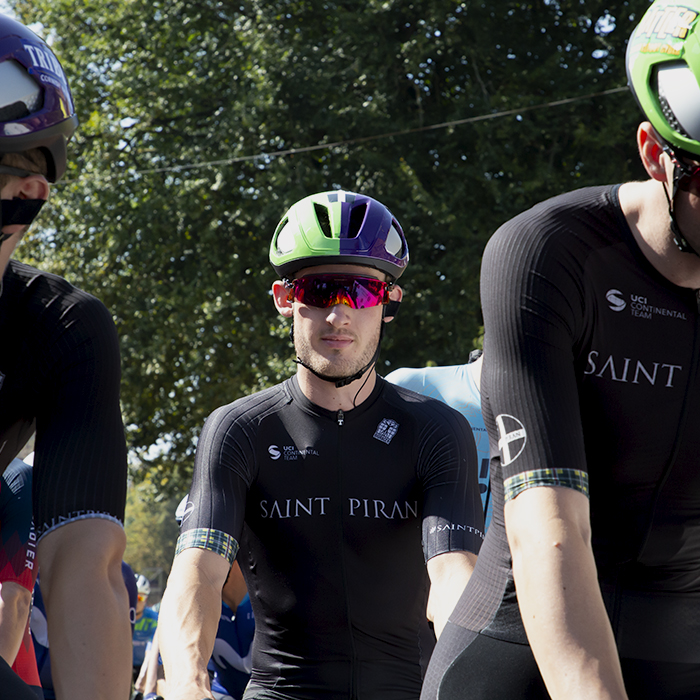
[0,582,31,665]
[514,537,627,698]
[143,630,161,694]
[427,551,477,638]
[507,489,628,700]
[38,519,131,700]
[159,549,229,700]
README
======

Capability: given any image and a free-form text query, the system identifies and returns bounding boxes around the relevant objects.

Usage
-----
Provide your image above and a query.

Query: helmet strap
[662,170,700,257]
[291,321,385,390]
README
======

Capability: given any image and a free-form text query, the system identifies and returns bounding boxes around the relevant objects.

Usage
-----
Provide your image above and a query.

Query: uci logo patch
[268,445,281,460]
[496,414,527,466]
[606,289,626,312]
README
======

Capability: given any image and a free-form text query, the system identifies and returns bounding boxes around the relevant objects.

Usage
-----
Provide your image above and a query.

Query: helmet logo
[22,41,72,103]
[634,5,698,45]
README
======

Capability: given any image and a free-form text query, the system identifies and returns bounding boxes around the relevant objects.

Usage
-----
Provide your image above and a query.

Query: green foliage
[12,0,650,494]
[123,484,182,575]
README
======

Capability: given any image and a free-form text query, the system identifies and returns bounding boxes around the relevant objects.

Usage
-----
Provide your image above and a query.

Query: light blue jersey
[385,361,492,529]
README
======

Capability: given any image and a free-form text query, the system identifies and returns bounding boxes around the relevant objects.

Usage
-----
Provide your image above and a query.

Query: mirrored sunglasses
[287,274,390,309]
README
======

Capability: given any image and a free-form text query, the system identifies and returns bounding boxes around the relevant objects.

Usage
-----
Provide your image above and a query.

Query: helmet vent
[348,204,367,239]
[386,223,405,257]
[313,203,333,238]
[274,219,296,254]
[0,101,30,121]
[0,61,42,116]
[656,64,700,143]
[658,81,692,139]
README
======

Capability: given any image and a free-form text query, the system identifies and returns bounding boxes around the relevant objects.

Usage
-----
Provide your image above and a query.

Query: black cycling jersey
[0,260,127,539]
[423,185,700,700]
[178,374,484,700]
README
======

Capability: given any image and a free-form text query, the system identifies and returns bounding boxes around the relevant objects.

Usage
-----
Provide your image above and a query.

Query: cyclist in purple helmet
[0,14,130,700]
[158,190,484,700]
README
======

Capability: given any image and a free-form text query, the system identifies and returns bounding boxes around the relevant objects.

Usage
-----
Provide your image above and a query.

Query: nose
[325,302,352,325]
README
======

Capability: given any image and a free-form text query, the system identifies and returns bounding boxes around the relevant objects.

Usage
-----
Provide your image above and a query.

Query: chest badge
[374,418,399,445]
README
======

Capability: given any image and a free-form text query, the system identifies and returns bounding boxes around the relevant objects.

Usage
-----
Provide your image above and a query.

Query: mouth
[321,334,354,350]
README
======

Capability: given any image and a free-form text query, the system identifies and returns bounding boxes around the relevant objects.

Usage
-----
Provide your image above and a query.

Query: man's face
[289,264,388,382]
[136,592,148,616]
[0,174,50,280]
[663,152,700,252]
[0,181,27,279]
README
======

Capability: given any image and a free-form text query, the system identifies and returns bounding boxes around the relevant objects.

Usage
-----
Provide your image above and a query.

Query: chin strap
[661,149,700,257]
[291,312,392,389]
[293,335,382,388]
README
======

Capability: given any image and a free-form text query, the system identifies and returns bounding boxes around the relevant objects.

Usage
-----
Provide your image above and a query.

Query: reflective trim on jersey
[503,468,589,502]
[175,528,239,564]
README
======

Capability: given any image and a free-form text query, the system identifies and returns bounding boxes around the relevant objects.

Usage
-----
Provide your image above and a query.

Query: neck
[619,180,700,288]
[296,365,378,411]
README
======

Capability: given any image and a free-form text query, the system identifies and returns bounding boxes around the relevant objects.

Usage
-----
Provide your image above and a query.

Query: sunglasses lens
[293,276,387,309]
[349,278,386,308]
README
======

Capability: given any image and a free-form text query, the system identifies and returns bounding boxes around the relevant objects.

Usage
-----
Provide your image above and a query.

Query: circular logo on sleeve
[495,414,527,466]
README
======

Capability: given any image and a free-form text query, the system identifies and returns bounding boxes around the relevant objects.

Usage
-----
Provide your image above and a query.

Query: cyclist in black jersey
[422,2,700,699]
[158,191,485,700]
[0,14,130,700]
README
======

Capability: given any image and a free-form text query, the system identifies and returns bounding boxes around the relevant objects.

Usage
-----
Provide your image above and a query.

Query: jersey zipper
[334,407,358,697]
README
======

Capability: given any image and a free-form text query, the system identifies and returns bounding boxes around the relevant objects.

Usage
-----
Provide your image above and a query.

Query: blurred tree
[11,0,650,493]
[124,485,182,575]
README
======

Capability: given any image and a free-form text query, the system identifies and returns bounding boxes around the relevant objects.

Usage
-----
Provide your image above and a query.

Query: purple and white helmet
[0,14,78,182]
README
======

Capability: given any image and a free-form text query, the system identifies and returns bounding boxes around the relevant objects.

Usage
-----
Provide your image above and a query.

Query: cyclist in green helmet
[158,191,484,700]
[627,0,700,255]
[421,2,700,699]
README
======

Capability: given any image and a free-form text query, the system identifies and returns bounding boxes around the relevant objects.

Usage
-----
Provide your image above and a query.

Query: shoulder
[200,382,293,443]
[1,458,32,490]
[485,185,624,265]
[4,261,117,340]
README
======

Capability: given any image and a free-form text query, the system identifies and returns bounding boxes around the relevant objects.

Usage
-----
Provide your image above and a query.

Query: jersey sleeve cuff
[504,468,590,502]
[175,528,239,565]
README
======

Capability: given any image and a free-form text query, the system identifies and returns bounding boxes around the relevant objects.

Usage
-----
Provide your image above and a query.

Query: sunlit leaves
[13,0,649,494]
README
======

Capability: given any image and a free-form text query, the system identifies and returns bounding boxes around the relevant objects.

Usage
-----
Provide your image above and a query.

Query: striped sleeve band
[504,468,589,502]
[175,528,239,565]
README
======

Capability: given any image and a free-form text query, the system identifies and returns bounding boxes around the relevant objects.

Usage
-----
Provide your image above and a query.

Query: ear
[382,284,403,323]
[638,122,669,182]
[272,280,294,318]
[3,173,50,202]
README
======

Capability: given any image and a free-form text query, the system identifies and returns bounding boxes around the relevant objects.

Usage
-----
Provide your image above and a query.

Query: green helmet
[270,190,409,280]
[627,0,700,157]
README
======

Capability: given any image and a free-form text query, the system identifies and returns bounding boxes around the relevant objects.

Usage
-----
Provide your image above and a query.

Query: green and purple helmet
[270,190,409,280]
[627,0,700,158]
